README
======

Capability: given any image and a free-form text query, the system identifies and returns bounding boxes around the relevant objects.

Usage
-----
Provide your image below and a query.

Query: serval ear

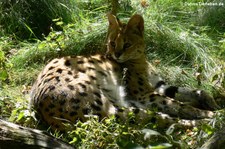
[126,14,144,36]
[107,13,121,29]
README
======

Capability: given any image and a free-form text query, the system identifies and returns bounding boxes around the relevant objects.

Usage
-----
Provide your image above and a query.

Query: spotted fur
[30,14,218,131]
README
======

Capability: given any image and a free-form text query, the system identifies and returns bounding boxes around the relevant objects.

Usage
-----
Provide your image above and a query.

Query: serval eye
[110,41,116,48]
[123,43,131,49]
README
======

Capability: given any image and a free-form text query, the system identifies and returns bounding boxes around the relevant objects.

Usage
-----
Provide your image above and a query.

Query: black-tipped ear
[107,13,120,29]
[126,14,144,36]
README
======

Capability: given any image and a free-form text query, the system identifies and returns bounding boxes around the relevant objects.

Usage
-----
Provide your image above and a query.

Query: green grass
[141,0,223,92]
[0,0,225,148]
[0,0,109,39]
[197,0,225,33]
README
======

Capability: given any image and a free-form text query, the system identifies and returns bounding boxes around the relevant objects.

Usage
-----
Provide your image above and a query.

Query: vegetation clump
[0,0,224,148]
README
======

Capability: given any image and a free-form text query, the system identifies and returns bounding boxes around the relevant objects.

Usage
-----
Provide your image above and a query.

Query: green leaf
[202,124,215,135]
[17,112,25,121]
[56,21,63,26]
[69,137,78,144]
[38,42,47,49]
[0,70,8,81]
[9,109,19,122]
[0,50,5,61]
[147,143,172,149]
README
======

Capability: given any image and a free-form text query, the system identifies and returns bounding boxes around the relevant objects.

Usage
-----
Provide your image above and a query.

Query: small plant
[65,115,176,148]
[0,50,8,82]
[0,45,12,85]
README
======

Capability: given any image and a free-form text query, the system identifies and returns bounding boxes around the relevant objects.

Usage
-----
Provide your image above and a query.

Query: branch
[0,119,74,149]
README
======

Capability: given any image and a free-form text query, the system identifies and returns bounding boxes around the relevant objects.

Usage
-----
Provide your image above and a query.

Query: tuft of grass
[10,18,107,69]
[196,0,225,32]
[0,0,76,39]
[132,0,221,90]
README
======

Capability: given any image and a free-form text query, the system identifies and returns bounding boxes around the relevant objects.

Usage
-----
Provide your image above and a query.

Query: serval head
[106,13,146,63]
